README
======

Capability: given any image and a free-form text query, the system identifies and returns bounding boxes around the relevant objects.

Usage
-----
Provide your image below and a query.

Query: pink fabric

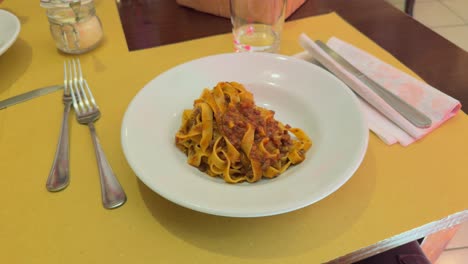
[298,34,461,146]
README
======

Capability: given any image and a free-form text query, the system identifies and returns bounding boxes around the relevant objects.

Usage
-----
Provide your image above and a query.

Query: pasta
[175,82,312,183]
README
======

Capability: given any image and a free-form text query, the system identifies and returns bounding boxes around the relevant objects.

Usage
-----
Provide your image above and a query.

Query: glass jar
[40,0,103,54]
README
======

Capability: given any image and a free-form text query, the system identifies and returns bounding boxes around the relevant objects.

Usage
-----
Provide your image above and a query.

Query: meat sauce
[218,96,293,169]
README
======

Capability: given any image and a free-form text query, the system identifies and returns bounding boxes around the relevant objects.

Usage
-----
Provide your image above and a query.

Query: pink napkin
[297,34,461,146]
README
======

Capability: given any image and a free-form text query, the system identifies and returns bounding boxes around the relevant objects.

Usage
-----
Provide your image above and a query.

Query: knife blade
[315,40,432,129]
[0,85,63,110]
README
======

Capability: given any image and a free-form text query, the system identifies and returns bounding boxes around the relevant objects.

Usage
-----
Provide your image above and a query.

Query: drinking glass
[230,0,286,53]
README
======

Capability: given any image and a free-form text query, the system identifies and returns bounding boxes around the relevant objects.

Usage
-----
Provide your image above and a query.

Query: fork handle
[88,123,127,209]
[46,102,71,192]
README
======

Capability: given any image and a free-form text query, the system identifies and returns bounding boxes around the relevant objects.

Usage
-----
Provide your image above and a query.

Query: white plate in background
[0,9,20,56]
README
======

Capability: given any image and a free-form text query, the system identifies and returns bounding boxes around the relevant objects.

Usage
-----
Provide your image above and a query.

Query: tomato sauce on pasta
[175,82,312,183]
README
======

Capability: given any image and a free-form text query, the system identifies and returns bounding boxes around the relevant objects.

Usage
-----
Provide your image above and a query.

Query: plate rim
[0,9,21,56]
[121,52,369,217]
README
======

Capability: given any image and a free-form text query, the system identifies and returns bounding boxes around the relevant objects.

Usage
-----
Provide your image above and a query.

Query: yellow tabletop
[1,1,467,263]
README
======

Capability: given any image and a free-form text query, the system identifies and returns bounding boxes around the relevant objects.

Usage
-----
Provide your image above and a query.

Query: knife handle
[314,40,432,129]
[0,85,63,110]
[359,76,432,128]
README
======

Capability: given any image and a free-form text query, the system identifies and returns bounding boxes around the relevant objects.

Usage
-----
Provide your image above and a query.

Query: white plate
[121,52,368,217]
[0,9,20,56]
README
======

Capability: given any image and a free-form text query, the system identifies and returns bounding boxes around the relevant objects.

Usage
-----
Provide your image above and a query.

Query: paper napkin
[297,34,461,146]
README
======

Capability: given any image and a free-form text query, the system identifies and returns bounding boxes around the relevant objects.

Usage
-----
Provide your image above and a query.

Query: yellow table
[1,1,467,263]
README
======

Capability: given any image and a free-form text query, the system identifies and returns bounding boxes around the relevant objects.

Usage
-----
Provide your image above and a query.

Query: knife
[315,40,432,129]
[0,85,63,110]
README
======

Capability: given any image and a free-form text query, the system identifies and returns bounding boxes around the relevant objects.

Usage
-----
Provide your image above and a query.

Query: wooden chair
[405,0,415,16]
[353,225,462,264]
[354,241,430,264]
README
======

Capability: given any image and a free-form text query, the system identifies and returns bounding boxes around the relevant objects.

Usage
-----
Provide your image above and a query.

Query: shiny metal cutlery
[0,85,63,110]
[69,58,126,209]
[315,40,432,128]
[46,62,72,192]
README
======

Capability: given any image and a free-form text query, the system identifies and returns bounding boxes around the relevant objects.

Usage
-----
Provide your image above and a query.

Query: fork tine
[76,57,83,80]
[74,58,92,113]
[68,60,80,115]
[83,79,97,109]
[76,58,96,109]
[68,60,74,95]
[72,59,87,114]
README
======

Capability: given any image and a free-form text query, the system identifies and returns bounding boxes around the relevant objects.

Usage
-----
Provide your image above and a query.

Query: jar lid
[40,0,93,8]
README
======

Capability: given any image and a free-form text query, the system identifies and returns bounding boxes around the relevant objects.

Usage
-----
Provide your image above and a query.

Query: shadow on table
[0,38,32,95]
[138,144,377,259]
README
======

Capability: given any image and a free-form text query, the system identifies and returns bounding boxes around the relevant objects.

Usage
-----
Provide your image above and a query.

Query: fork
[69,59,127,209]
[46,62,72,192]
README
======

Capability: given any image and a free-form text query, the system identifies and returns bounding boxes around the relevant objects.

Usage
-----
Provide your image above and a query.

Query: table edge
[325,210,468,263]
